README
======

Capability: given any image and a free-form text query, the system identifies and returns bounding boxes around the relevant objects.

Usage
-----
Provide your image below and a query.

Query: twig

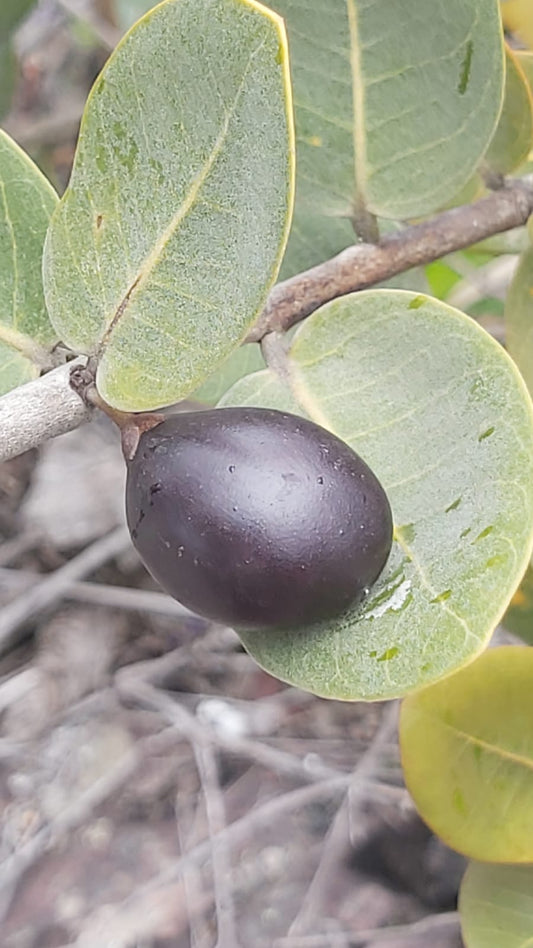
[0,723,182,924]
[175,792,210,948]
[247,177,533,341]
[2,179,532,462]
[193,740,242,948]
[130,658,243,946]
[0,532,40,567]
[0,361,91,462]
[0,566,200,619]
[116,652,406,796]
[260,331,294,388]
[0,666,40,713]
[83,773,353,934]
[288,703,399,937]
[446,254,518,310]
[0,527,130,656]
[115,661,409,945]
[274,911,460,947]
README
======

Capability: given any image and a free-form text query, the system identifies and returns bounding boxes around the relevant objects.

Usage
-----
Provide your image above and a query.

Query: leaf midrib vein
[346,0,367,208]
[98,37,266,352]
[425,714,533,773]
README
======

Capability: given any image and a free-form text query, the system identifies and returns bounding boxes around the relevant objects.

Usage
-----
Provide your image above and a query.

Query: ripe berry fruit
[125,407,393,629]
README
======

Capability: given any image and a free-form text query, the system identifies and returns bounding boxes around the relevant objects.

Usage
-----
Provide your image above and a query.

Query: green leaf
[0,0,37,35]
[272,0,504,278]
[221,290,533,700]
[425,261,462,300]
[0,0,37,119]
[484,46,533,174]
[400,646,533,862]
[191,343,265,406]
[43,0,294,412]
[0,130,58,395]
[503,560,533,644]
[460,862,533,948]
[506,244,533,397]
[0,41,17,120]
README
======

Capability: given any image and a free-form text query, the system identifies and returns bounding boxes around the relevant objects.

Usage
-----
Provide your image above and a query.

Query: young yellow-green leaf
[0,130,58,395]
[222,290,533,700]
[425,260,462,300]
[43,0,294,412]
[484,46,533,175]
[460,862,533,948]
[501,0,533,50]
[271,0,504,278]
[401,647,533,862]
[506,244,533,397]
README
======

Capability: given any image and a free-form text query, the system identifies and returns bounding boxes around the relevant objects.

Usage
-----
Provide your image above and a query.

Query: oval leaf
[43,0,294,411]
[271,0,504,277]
[0,130,58,395]
[222,290,533,700]
[400,646,533,862]
[460,862,533,948]
[484,46,533,174]
[506,243,533,397]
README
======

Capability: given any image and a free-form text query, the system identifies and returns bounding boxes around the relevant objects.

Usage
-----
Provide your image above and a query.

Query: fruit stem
[69,360,164,460]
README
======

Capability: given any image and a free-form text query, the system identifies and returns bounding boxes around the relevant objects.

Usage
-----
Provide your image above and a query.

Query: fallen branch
[0,526,130,657]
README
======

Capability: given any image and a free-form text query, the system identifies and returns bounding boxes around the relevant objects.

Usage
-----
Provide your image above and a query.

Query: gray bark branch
[1,178,532,463]
[247,177,533,340]
[0,361,91,462]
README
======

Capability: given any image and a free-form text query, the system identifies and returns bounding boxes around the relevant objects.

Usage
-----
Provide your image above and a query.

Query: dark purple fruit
[125,407,393,629]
